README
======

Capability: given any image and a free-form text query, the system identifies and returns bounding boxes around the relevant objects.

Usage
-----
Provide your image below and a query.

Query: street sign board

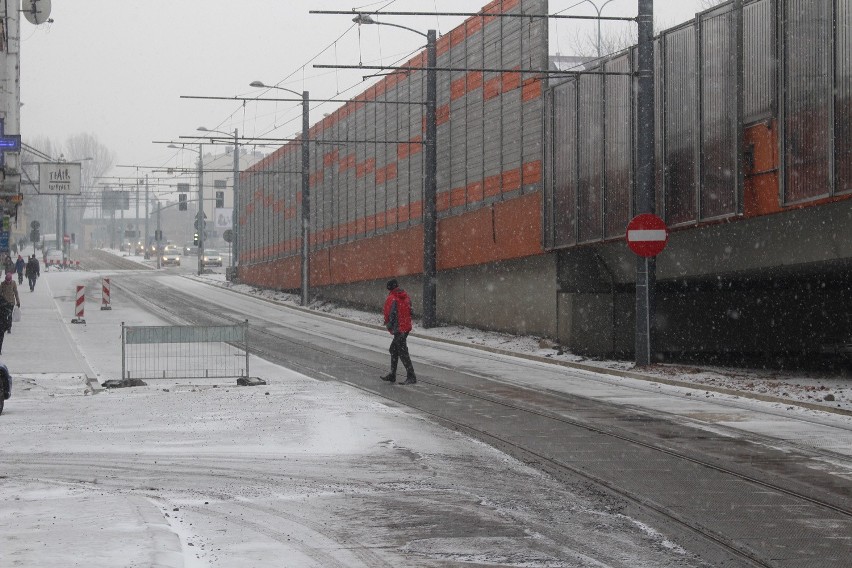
[215,207,233,230]
[626,214,668,258]
[63,234,70,244]
[222,229,233,243]
[38,162,82,195]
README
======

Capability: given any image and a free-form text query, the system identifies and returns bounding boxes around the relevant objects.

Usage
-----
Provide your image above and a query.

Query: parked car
[201,249,222,267]
[161,245,181,267]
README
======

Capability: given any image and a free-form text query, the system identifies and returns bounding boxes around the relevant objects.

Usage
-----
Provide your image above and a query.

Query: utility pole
[635,0,655,366]
[232,128,239,275]
[197,144,204,275]
[144,174,149,255]
[300,92,310,306]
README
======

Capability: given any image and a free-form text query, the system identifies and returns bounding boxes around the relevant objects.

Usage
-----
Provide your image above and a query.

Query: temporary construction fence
[121,321,249,381]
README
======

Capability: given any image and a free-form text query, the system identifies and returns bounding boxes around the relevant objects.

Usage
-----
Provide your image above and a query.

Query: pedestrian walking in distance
[0,273,21,353]
[14,255,24,285]
[381,279,416,385]
[25,255,40,292]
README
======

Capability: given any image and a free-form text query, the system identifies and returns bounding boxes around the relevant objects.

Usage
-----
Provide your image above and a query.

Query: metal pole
[300,92,311,306]
[144,174,150,255]
[55,194,60,254]
[197,144,204,276]
[156,202,162,269]
[121,322,126,381]
[635,0,655,366]
[232,128,239,273]
[244,319,250,379]
[62,195,67,261]
[422,29,438,328]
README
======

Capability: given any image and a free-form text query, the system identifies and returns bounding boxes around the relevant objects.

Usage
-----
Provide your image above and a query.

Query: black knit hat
[386,279,399,290]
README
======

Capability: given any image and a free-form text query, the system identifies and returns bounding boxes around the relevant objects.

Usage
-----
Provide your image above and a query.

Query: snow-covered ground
[185,271,851,415]
[1,268,717,567]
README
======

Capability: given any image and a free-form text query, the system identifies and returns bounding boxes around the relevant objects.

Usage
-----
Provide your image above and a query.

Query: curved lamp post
[250,80,311,307]
[353,14,438,328]
[582,0,617,58]
[168,143,204,276]
[198,126,240,277]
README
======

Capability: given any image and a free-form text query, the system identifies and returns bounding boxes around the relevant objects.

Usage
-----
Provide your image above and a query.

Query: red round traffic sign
[626,214,668,257]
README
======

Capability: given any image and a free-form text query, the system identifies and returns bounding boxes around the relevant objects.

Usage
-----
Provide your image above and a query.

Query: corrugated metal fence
[544,0,852,250]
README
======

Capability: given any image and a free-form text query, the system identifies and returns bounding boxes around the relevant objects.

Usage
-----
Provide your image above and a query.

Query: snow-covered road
[1,269,711,567]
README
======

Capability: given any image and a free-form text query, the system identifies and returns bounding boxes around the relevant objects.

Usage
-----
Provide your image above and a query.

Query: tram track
[110,272,852,567]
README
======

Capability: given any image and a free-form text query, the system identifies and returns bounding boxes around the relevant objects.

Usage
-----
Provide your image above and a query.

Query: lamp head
[249,80,267,88]
[197,127,209,132]
[352,13,376,25]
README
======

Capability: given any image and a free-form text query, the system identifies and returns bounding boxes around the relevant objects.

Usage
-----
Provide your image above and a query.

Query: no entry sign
[626,214,668,257]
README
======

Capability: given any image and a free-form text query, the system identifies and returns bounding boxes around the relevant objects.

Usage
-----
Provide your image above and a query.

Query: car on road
[161,245,181,267]
[201,249,222,268]
[44,248,64,265]
[183,242,197,256]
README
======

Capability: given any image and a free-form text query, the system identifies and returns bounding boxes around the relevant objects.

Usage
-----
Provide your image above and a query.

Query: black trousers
[27,276,36,291]
[389,332,415,378]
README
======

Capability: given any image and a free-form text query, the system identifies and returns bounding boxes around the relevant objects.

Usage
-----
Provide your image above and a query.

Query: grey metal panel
[700,6,737,219]
[604,54,632,239]
[783,0,832,203]
[744,0,774,122]
[483,97,503,177]
[126,324,246,345]
[554,80,578,248]
[578,73,604,243]
[502,90,523,171]
[664,24,698,225]
[543,88,554,248]
[836,0,852,194]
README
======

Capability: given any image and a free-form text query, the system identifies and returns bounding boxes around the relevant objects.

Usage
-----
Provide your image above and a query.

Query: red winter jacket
[384,288,413,334]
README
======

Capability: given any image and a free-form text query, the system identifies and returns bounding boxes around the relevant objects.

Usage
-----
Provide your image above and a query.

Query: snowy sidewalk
[2,270,96,379]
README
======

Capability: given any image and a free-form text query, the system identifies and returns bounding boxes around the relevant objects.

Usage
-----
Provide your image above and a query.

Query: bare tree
[63,132,116,243]
[19,133,115,249]
[568,25,637,60]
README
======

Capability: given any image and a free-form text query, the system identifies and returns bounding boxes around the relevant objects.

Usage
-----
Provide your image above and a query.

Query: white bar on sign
[628,229,667,242]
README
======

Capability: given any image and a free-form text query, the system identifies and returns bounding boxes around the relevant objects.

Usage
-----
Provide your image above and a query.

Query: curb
[190,276,852,418]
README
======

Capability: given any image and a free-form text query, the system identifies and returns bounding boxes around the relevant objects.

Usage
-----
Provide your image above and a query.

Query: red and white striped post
[72,285,86,324]
[100,278,112,310]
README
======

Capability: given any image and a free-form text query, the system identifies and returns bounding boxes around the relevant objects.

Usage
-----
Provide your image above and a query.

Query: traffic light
[215,191,225,208]
[193,232,199,246]
[154,229,163,241]
[71,233,76,244]
[30,228,39,243]
[179,193,187,211]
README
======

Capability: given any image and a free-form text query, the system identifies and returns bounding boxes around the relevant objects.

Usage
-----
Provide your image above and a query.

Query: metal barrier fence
[121,321,249,380]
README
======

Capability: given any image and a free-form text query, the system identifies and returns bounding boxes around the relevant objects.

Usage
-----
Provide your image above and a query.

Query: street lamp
[583,0,617,58]
[250,80,311,307]
[168,143,204,276]
[352,14,438,328]
[198,126,239,277]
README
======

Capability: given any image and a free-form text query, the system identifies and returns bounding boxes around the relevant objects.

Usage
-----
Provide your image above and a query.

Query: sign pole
[636,0,656,366]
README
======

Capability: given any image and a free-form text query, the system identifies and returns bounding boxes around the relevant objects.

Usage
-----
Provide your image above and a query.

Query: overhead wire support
[313,64,633,76]
[309,10,636,22]
[181,95,426,106]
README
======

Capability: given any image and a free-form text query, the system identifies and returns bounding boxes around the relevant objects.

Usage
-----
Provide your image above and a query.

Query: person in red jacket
[381,279,416,385]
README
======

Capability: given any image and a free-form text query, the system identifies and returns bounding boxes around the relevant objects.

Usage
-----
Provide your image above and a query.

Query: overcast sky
[20,0,708,192]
